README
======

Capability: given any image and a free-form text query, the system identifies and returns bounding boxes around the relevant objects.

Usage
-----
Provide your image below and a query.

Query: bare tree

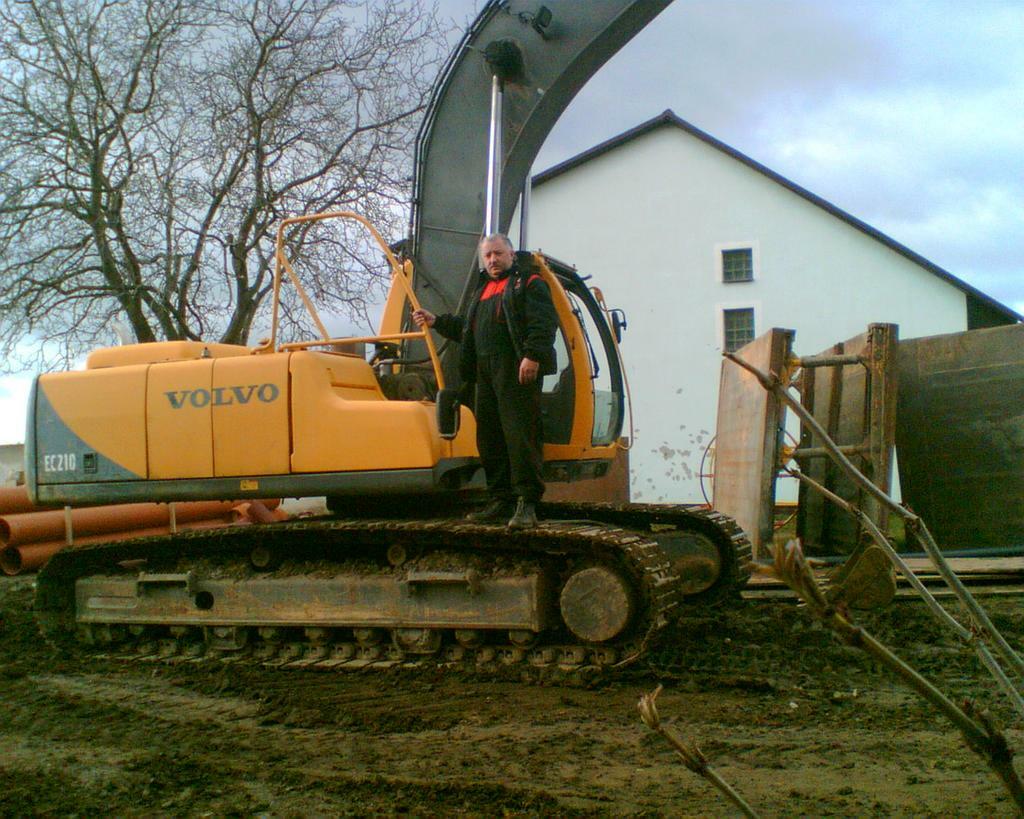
[0,0,445,371]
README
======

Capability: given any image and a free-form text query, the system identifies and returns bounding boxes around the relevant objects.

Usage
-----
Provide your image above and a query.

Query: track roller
[455,629,484,648]
[250,544,282,571]
[78,623,127,645]
[393,628,442,655]
[508,629,538,648]
[205,625,249,651]
[354,627,386,646]
[305,627,333,645]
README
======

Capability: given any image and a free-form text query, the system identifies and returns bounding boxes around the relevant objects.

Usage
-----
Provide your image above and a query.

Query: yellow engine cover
[146,354,291,478]
[32,342,477,488]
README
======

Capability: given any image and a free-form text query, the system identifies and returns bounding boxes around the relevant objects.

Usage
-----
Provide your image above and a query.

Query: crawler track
[35,504,751,681]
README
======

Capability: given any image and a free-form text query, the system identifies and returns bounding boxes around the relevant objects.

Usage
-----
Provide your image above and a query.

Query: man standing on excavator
[413,233,558,529]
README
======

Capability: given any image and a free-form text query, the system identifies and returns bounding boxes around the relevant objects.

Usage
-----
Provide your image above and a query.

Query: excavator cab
[533,256,628,481]
[275,213,629,487]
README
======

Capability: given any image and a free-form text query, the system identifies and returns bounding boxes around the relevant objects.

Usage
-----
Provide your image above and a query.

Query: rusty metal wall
[896,323,1024,551]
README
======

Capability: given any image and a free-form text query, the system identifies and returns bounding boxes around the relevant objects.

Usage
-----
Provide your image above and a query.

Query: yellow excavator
[29,1,751,675]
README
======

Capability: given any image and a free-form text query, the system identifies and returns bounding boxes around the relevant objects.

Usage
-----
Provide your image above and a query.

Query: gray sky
[442,0,1024,312]
[0,0,1020,444]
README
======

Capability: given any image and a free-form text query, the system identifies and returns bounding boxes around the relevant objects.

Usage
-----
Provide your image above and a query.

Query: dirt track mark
[0,731,133,786]
[32,672,263,725]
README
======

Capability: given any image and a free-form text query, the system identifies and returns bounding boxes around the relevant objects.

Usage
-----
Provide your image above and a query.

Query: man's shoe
[507,499,537,530]
[465,498,514,523]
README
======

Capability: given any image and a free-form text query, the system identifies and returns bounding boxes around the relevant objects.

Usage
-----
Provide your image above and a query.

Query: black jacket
[433,255,559,384]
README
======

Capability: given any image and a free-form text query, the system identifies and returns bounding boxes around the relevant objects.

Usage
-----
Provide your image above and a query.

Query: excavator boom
[411,0,674,317]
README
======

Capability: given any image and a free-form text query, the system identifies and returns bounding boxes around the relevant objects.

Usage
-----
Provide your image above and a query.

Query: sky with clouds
[438,0,1023,312]
[1,0,1020,443]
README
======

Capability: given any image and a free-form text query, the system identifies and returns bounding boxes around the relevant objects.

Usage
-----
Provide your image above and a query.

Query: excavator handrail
[279,331,425,351]
[267,211,445,390]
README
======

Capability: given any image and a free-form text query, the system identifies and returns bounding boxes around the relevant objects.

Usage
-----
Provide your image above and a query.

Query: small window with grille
[721,248,753,282]
[723,307,755,352]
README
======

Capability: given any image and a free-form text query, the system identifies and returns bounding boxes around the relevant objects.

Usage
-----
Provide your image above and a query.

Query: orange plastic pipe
[0,486,61,516]
[0,542,64,575]
[0,517,249,575]
[0,500,277,547]
[232,500,290,524]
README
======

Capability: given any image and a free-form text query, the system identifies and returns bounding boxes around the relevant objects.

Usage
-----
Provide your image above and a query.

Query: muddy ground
[1,575,1022,817]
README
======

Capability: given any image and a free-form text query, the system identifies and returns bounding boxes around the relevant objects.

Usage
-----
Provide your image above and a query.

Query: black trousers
[474,351,544,503]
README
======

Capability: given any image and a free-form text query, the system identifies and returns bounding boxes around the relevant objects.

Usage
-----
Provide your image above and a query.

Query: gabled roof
[533,110,1022,324]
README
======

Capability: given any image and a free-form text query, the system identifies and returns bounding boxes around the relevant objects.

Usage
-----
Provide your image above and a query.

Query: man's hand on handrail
[412,309,436,329]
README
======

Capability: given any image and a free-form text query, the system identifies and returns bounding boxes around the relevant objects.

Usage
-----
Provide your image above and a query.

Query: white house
[0,443,24,486]
[525,110,1020,504]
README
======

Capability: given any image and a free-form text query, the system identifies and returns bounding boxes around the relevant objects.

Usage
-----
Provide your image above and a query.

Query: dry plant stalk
[638,685,760,818]
[770,539,1024,809]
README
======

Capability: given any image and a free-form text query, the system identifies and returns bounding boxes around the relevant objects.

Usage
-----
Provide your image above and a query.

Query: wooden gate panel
[713,328,794,558]
[796,324,898,553]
